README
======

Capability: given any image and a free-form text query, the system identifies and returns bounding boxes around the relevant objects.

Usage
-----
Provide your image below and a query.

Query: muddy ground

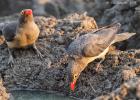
[0,13,140,100]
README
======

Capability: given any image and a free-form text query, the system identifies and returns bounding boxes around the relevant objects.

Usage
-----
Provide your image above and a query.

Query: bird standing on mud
[67,23,136,91]
[1,9,42,66]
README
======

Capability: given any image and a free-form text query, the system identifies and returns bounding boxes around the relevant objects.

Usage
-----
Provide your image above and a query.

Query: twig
[88,81,96,92]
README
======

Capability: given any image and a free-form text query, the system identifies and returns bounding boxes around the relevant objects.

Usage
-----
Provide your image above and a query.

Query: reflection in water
[11,90,75,100]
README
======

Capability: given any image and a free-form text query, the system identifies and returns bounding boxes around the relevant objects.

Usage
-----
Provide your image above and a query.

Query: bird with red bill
[67,23,136,91]
[1,9,42,66]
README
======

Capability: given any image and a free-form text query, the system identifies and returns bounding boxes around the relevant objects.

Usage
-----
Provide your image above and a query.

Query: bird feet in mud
[95,63,103,72]
[33,44,43,59]
[36,50,43,59]
[8,55,14,67]
[95,59,104,72]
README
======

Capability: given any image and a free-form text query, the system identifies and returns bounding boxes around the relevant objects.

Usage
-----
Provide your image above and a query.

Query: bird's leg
[75,33,80,39]
[32,43,43,59]
[7,48,14,67]
[88,80,96,92]
[95,57,105,72]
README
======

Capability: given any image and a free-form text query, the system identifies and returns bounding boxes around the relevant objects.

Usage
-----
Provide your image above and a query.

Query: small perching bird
[67,23,136,91]
[1,9,42,66]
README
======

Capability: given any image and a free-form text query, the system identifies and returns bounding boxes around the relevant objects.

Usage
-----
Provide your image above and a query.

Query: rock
[94,77,140,100]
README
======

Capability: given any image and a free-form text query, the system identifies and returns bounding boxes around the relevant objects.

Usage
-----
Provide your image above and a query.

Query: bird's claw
[33,44,43,59]
[8,55,14,67]
[95,59,104,72]
[36,51,43,59]
[95,63,102,72]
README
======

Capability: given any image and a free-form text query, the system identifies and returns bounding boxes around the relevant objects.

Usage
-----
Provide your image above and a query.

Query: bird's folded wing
[82,23,121,57]
[82,40,110,57]
[2,22,17,42]
[82,32,115,57]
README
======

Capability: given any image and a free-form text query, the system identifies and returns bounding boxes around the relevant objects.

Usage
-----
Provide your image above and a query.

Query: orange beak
[70,80,76,91]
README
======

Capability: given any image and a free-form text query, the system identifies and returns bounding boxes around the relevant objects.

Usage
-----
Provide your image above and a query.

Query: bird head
[19,9,34,23]
[67,58,82,91]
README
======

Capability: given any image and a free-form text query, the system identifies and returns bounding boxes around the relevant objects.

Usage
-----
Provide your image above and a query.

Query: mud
[0,13,140,100]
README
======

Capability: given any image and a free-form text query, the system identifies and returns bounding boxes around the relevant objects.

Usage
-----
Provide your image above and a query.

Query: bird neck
[79,57,98,72]
[18,15,34,26]
[76,58,90,72]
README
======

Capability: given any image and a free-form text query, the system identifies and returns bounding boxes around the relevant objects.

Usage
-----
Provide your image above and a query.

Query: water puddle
[11,90,75,100]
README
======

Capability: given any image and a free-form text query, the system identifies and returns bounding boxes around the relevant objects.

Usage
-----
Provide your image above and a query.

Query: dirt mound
[0,13,139,100]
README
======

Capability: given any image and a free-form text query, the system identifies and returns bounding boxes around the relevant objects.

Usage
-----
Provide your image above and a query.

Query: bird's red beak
[21,9,33,15]
[24,9,32,15]
[70,80,76,91]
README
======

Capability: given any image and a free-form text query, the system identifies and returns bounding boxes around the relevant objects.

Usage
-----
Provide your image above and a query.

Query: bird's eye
[21,11,24,15]
[74,75,77,79]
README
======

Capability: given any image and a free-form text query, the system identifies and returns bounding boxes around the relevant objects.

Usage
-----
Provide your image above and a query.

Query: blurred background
[0,0,140,48]
[0,0,139,25]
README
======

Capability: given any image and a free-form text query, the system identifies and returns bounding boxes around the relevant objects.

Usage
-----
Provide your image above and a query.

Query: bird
[67,23,136,91]
[1,9,42,66]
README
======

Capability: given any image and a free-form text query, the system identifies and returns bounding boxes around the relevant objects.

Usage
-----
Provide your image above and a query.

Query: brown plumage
[2,9,42,66]
[67,23,136,91]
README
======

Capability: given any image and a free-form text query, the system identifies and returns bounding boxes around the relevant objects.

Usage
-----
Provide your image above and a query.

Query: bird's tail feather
[114,32,136,43]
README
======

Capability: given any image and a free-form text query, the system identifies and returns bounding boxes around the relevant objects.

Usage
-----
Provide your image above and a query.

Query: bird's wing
[67,23,120,58]
[67,34,92,59]
[82,23,120,57]
[2,21,17,42]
